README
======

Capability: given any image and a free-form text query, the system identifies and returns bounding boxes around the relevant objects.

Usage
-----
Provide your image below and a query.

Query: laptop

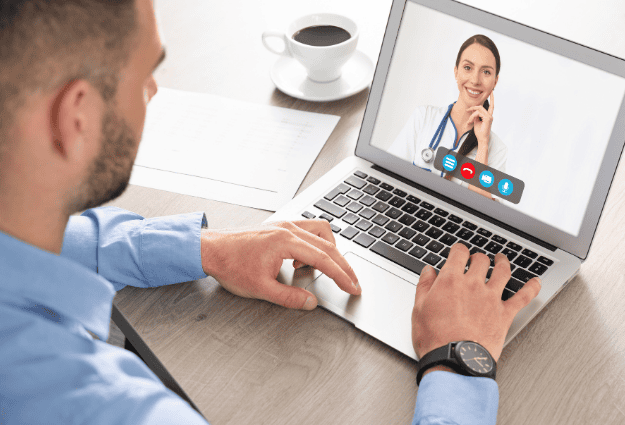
[265,0,625,360]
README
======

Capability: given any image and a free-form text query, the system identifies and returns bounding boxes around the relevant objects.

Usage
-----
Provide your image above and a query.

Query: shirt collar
[0,230,115,340]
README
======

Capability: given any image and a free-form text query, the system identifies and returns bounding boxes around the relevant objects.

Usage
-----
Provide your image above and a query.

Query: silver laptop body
[266,0,625,360]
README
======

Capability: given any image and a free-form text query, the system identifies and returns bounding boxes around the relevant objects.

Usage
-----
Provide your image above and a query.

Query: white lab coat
[388,104,508,190]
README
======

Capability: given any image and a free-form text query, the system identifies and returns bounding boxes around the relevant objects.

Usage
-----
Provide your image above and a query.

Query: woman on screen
[387,34,507,201]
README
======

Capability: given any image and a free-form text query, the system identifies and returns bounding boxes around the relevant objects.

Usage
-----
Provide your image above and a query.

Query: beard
[71,105,138,213]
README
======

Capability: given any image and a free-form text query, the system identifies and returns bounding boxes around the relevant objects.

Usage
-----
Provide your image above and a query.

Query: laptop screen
[368,0,625,239]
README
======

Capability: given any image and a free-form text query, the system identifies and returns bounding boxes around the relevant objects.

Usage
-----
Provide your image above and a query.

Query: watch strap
[416,343,461,385]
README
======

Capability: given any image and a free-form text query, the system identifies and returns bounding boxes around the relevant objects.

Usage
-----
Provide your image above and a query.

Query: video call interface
[369,1,625,237]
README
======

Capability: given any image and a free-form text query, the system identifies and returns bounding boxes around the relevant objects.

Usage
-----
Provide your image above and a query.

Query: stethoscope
[421,103,454,163]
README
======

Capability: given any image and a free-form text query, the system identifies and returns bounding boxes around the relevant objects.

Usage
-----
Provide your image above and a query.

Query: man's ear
[50,79,98,160]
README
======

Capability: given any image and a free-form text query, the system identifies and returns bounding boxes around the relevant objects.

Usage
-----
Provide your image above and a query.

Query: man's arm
[61,206,207,291]
[411,245,541,424]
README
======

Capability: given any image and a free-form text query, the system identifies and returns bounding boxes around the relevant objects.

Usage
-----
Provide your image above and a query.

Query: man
[0,1,541,424]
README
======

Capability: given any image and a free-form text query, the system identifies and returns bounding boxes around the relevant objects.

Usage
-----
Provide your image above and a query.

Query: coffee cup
[262,13,359,83]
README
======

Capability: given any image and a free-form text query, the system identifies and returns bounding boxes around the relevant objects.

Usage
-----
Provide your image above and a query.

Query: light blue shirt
[0,206,499,424]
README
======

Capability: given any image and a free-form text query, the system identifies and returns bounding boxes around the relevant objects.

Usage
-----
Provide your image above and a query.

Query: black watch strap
[416,343,460,385]
[416,341,497,385]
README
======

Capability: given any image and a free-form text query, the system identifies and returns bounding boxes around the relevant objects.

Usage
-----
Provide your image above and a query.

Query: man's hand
[412,243,541,362]
[200,220,360,310]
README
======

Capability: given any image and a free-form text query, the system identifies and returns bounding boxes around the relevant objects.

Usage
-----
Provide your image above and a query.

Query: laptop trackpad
[306,252,417,332]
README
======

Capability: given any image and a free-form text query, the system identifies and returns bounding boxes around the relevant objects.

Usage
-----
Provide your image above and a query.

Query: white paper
[130,88,340,211]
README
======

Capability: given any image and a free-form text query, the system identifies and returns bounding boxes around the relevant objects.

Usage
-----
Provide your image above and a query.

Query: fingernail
[353,281,361,292]
[303,296,316,310]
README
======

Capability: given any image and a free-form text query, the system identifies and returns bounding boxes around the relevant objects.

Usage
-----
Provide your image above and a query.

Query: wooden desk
[111,1,625,423]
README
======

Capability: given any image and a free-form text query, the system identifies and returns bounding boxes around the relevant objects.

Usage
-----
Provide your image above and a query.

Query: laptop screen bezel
[355,0,625,260]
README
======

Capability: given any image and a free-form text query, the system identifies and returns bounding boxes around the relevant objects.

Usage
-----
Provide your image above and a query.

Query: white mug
[262,13,359,83]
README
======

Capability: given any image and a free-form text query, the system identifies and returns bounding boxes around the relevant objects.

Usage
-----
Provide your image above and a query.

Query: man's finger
[464,253,490,282]
[441,243,471,278]
[258,279,319,310]
[414,265,437,309]
[290,219,337,246]
[487,253,512,291]
[285,238,360,295]
[504,277,541,316]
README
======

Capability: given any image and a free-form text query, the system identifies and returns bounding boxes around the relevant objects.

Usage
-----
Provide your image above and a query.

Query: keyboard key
[413,234,430,246]
[442,222,460,233]
[393,189,407,197]
[356,219,373,232]
[440,247,451,258]
[425,227,443,239]
[424,253,442,266]
[347,189,364,200]
[428,215,446,227]
[426,240,444,253]
[409,246,427,259]
[382,233,400,245]
[385,221,402,233]
[314,199,346,218]
[385,208,403,220]
[439,233,458,246]
[407,195,421,204]
[506,242,523,252]
[370,241,426,275]
[359,195,376,206]
[372,201,389,213]
[416,209,433,220]
[375,190,393,202]
[372,214,390,226]
[363,184,380,195]
[341,227,359,240]
[456,228,474,240]
[401,202,419,214]
[486,268,493,280]
[528,262,548,276]
[354,170,367,179]
[399,227,417,239]
[448,214,463,224]
[502,288,515,301]
[512,268,537,283]
[359,208,376,220]
[521,248,538,259]
[319,213,334,222]
[412,220,429,233]
[342,213,359,225]
[462,221,477,231]
[457,241,472,250]
[487,254,495,267]
[484,241,503,254]
[354,233,375,248]
[389,196,406,208]
[513,255,532,269]
[492,235,507,245]
[538,256,554,266]
[470,247,486,255]
[396,239,414,252]
[436,259,446,269]
[420,202,435,210]
[346,202,363,213]
[380,183,394,191]
[369,226,386,238]
[302,211,315,219]
[477,228,492,238]
[330,224,341,233]
[470,235,488,247]
[345,175,367,189]
[399,214,417,226]
[334,195,350,207]
[501,248,517,261]
[323,183,351,201]
[434,208,449,217]
[506,278,526,292]
[366,176,380,185]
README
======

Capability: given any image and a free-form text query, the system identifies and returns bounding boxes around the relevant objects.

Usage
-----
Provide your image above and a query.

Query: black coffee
[292,25,351,47]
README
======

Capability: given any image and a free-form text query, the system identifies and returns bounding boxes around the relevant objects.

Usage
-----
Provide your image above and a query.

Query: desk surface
[111,1,625,423]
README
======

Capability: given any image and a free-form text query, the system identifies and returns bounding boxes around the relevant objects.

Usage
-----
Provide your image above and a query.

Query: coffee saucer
[270,50,374,102]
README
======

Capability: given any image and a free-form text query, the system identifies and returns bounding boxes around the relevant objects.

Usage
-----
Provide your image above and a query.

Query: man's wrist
[421,365,456,378]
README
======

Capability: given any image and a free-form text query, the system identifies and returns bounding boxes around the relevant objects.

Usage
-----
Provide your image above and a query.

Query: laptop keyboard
[303,170,555,301]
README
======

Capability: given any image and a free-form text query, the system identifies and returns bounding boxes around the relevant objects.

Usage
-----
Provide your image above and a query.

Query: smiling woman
[387,34,508,201]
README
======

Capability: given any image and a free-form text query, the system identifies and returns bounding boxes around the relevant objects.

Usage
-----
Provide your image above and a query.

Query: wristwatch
[416,341,497,385]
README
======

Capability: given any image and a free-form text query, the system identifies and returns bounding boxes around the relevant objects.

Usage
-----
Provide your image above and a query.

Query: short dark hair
[455,34,501,76]
[0,0,137,160]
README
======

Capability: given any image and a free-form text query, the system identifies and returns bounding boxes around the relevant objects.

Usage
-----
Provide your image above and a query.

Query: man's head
[0,0,165,216]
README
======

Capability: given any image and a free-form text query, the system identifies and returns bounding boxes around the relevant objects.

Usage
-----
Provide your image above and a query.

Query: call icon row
[442,154,514,196]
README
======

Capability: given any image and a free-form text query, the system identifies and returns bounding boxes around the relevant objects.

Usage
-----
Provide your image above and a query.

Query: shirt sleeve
[412,371,499,425]
[61,206,208,291]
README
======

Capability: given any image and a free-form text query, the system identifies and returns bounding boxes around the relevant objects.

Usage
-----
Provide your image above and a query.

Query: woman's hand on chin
[467,91,495,145]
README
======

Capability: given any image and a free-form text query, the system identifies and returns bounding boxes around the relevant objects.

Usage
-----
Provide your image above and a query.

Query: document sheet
[130,88,340,211]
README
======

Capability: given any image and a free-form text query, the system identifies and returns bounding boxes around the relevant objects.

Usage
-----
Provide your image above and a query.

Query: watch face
[455,342,494,375]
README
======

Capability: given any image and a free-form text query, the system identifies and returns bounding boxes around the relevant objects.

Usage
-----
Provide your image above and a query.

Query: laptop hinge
[371,165,557,252]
